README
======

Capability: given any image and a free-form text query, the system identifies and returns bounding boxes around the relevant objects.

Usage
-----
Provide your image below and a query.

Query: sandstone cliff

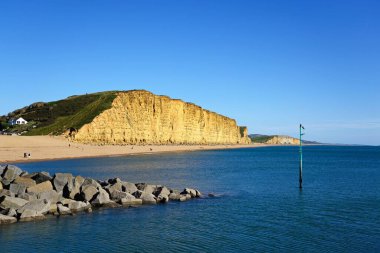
[73,90,251,145]
[264,136,300,145]
[249,134,300,145]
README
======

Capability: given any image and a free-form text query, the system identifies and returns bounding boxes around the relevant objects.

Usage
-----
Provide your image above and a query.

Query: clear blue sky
[0,0,379,145]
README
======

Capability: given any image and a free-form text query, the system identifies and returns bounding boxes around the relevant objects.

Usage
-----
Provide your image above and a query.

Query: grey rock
[110,190,127,202]
[13,177,36,188]
[67,200,91,212]
[27,181,53,194]
[0,213,17,224]
[18,199,51,215]
[38,190,61,204]
[81,178,101,189]
[108,178,121,185]
[2,165,23,184]
[0,196,28,209]
[169,192,184,201]
[179,195,188,202]
[91,188,111,206]
[181,188,197,198]
[81,185,98,202]
[121,193,142,206]
[49,203,57,214]
[136,183,157,194]
[53,173,73,193]
[0,189,14,198]
[30,172,52,184]
[121,181,138,194]
[57,204,71,215]
[9,183,27,196]
[156,194,169,203]
[102,201,121,208]
[19,209,45,222]
[140,193,157,205]
[106,182,123,195]
[7,208,17,218]
[67,176,84,200]
[132,190,143,198]
[18,192,38,201]
[153,186,171,197]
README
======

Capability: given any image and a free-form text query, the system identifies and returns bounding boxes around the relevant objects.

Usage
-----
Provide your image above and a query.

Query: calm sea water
[1,146,379,252]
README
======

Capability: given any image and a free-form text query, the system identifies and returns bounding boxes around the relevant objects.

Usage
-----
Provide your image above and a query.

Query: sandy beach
[0,135,263,163]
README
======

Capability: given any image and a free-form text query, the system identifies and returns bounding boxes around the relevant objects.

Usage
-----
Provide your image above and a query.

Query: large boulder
[0,196,28,209]
[121,181,138,194]
[153,186,171,197]
[19,209,45,222]
[67,200,91,212]
[1,165,23,185]
[81,185,98,202]
[0,189,14,198]
[18,199,51,215]
[0,213,17,224]
[110,190,127,202]
[136,183,157,194]
[0,182,3,190]
[181,188,197,198]
[14,177,36,188]
[91,188,111,206]
[106,182,123,195]
[57,204,71,215]
[18,192,38,201]
[81,178,101,189]
[53,173,73,193]
[7,208,17,218]
[108,178,121,185]
[140,193,157,205]
[9,183,27,196]
[156,194,169,203]
[30,172,52,184]
[66,176,84,200]
[27,181,53,194]
[38,190,61,204]
[121,193,142,205]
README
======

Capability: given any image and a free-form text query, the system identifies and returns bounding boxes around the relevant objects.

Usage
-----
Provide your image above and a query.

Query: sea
[0,146,379,252]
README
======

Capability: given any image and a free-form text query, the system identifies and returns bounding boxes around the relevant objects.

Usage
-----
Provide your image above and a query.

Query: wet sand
[0,135,265,163]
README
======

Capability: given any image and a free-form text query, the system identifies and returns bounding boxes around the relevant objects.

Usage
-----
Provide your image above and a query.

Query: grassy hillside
[0,91,117,135]
[248,134,274,143]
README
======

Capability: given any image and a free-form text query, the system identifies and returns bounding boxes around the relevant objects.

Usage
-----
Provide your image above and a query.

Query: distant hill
[0,91,117,135]
[249,134,320,145]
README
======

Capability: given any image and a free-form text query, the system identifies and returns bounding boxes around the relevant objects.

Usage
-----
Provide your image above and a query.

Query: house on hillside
[8,117,28,125]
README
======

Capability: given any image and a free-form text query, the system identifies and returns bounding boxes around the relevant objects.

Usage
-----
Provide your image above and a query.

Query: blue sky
[0,0,379,145]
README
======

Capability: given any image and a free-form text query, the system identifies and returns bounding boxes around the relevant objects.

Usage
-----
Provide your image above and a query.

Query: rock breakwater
[0,164,201,225]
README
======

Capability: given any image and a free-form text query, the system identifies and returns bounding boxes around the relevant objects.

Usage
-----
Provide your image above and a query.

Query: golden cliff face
[73,90,251,145]
[264,136,300,145]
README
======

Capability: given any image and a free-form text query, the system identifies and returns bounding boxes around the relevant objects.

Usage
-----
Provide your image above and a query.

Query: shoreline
[0,135,267,164]
[0,135,328,164]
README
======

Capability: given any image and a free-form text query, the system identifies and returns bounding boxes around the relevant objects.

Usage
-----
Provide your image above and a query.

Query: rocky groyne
[0,164,201,225]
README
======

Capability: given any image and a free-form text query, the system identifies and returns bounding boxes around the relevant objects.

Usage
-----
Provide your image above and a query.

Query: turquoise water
[1,146,379,252]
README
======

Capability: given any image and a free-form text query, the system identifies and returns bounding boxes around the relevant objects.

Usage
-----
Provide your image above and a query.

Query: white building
[8,117,28,125]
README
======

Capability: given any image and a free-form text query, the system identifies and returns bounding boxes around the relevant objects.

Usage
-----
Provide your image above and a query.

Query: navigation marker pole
[299,124,305,189]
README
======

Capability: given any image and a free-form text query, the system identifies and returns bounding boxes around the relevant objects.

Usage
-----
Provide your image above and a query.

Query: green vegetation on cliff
[0,91,117,135]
